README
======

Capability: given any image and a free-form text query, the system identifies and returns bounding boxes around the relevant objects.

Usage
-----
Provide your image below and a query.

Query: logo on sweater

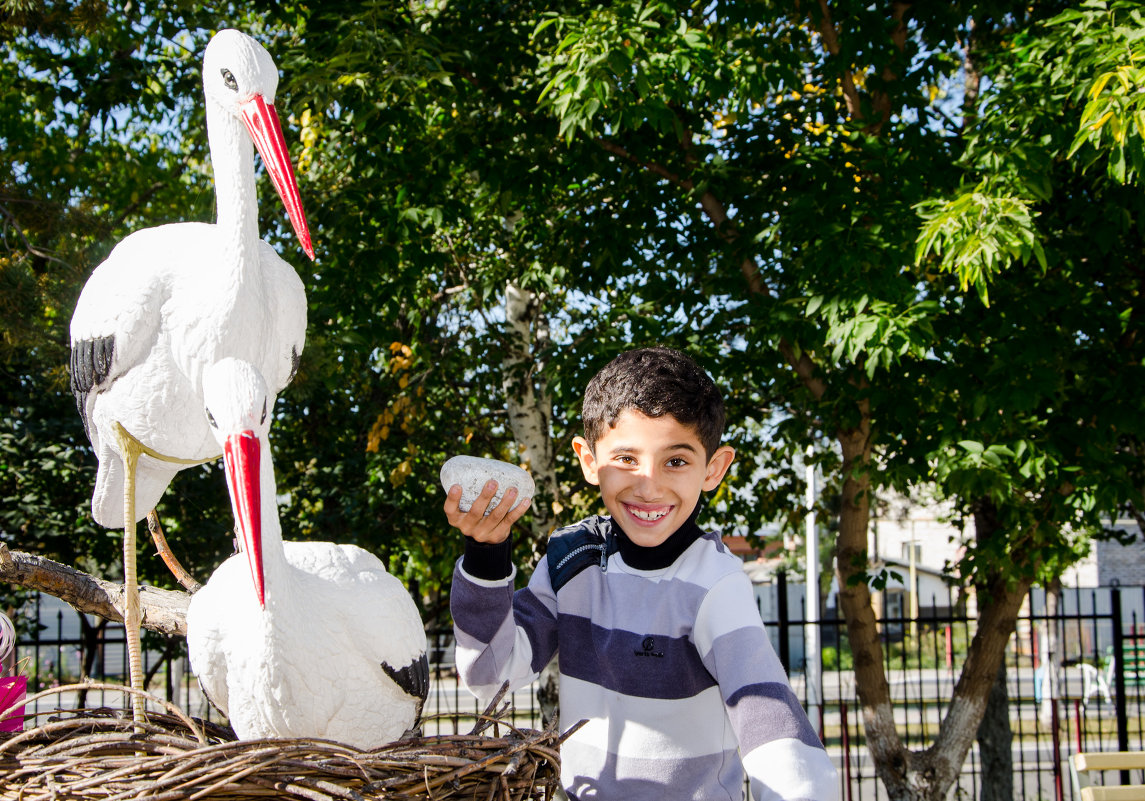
[635,636,664,658]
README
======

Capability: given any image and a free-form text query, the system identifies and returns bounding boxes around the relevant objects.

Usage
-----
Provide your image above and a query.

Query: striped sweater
[451,516,839,801]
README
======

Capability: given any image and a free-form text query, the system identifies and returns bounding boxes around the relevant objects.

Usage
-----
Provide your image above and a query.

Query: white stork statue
[67,30,310,717]
[188,359,430,749]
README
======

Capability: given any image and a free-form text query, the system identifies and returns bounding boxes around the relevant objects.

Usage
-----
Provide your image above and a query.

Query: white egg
[440,455,535,514]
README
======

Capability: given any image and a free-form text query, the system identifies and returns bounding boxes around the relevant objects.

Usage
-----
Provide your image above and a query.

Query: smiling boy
[445,347,838,801]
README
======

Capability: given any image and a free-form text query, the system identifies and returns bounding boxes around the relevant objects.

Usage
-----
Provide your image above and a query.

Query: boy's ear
[572,436,601,486]
[570,437,604,482]
[702,446,735,492]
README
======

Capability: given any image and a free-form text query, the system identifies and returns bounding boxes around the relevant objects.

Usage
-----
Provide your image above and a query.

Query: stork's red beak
[240,95,315,261]
[223,430,266,607]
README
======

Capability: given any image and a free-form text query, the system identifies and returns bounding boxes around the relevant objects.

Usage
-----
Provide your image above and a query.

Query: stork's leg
[110,422,146,727]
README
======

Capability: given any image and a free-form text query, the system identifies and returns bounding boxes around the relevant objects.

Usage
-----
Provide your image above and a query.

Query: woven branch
[0,683,570,801]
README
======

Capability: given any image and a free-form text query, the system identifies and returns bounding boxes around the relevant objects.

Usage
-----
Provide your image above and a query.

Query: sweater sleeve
[695,571,840,801]
[450,552,560,702]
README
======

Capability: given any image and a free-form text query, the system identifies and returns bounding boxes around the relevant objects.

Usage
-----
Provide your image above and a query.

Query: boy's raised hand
[444,480,531,544]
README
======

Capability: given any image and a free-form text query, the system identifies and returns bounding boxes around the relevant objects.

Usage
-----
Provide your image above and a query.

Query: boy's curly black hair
[581,346,725,458]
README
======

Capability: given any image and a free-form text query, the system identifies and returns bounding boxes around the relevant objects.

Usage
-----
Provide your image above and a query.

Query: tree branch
[0,545,190,637]
[960,18,981,133]
[778,339,829,400]
[0,199,74,271]
[810,0,910,135]
[594,137,766,295]
[147,511,201,593]
[812,0,863,123]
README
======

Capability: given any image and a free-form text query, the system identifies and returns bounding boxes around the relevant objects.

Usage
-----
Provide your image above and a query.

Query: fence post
[1051,690,1063,801]
[777,569,790,676]
[1112,587,1129,780]
[1112,588,1128,743]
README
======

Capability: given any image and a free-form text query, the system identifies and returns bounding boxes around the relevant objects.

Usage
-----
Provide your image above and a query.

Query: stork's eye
[221,68,238,91]
[206,408,217,428]
[260,398,267,425]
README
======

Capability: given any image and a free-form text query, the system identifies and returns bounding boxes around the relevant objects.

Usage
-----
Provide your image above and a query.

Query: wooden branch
[811,0,910,135]
[146,511,202,593]
[0,199,74,270]
[0,544,190,637]
[778,339,829,400]
[595,137,766,295]
[813,0,863,122]
[596,137,693,189]
[1127,502,1145,535]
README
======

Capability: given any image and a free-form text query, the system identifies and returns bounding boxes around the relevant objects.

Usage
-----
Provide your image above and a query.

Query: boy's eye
[667,457,689,468]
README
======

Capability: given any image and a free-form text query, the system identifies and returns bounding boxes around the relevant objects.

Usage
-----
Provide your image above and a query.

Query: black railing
[9,584,1145,800]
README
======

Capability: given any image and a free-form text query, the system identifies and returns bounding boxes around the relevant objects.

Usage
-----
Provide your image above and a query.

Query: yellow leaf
[1090,72,1114,100]
[389,460,412,487]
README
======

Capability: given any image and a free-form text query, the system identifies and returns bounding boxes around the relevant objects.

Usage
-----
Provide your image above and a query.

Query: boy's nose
[632,467,664,498]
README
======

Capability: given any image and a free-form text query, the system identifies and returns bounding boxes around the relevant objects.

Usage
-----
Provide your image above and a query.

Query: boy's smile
[573,410,735,549]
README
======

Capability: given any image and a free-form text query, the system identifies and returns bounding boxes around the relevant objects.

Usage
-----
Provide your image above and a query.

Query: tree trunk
[974,498,1015,801]
[502,281,559,557]
[922,571,1030,797]
[833,417,1034,800]
[501,280,564,765]
[832,409,910,795]
[977,660,1014,801]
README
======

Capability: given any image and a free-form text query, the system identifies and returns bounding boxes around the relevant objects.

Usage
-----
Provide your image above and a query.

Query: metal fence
[10,584,1145,801]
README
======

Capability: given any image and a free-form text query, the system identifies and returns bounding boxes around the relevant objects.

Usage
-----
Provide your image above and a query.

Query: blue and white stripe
[452,528,839,801]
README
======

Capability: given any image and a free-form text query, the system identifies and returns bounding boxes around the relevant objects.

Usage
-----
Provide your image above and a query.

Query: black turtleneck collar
[615,498,706,570]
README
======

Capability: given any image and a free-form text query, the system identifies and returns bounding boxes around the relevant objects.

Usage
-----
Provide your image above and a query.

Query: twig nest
[0,681,567,800]
[440,456,535,514]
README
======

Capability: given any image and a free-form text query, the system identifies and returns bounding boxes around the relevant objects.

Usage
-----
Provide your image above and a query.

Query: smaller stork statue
[188,359,429,748]
[68,29,310,721]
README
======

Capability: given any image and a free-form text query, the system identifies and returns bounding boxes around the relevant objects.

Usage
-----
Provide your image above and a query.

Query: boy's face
[572,409,735,549]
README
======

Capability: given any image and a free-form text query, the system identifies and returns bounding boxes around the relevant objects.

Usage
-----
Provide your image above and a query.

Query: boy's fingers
[505,496,532,525]
[470,488,517,531]
[444,479,531,543]
[468,479,500,517]
[443,485,464,523]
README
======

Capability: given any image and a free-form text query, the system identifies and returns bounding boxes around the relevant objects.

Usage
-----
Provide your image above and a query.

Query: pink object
[0,676,26,732]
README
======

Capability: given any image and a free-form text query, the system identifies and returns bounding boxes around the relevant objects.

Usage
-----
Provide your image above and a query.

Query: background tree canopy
[3,1,1144,799]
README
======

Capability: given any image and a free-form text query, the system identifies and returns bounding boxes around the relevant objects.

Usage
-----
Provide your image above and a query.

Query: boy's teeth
[630,507,667,521]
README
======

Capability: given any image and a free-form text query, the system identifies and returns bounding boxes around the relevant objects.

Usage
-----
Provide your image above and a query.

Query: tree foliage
[3,2,1145,799]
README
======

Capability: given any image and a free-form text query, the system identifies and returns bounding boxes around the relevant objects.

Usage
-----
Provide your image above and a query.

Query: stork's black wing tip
[69,335,115,438]
[381,651,430,702]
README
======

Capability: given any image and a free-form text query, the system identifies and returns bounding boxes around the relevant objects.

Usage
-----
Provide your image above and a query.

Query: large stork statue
[68,29,311,719]
[188,359,429,748]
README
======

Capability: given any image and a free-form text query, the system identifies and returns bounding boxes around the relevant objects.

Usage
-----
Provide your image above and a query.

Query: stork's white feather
[69,29,309,528]
[187,359,428,749]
